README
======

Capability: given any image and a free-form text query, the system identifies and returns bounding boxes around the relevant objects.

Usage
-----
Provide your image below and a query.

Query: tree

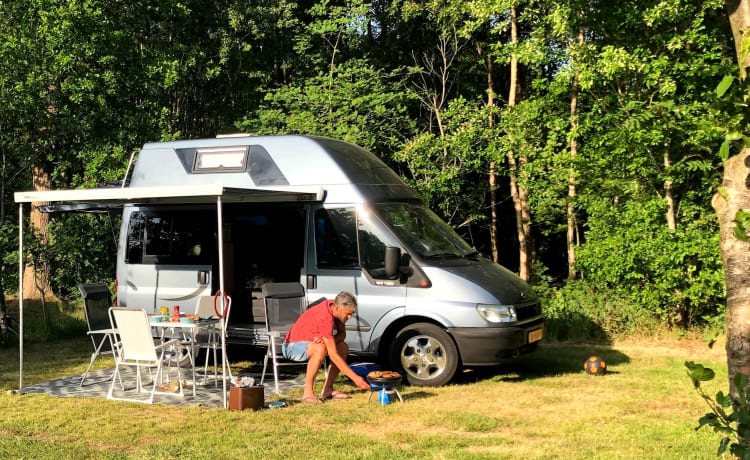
[715,0,750,448]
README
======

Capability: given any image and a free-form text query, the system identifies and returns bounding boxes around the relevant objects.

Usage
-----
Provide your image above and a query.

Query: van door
[117,206,216,312]
[305,206,406,354]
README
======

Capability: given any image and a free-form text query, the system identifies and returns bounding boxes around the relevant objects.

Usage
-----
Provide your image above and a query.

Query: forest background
[0,0,737,343]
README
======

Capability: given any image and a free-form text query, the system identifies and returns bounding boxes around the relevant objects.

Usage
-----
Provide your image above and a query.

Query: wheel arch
[377,315,462,367]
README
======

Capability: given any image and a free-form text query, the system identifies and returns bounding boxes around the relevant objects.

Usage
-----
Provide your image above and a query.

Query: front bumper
[449,317,544,366]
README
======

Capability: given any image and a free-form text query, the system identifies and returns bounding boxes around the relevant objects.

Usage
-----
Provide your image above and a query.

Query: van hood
[439,258,538,305]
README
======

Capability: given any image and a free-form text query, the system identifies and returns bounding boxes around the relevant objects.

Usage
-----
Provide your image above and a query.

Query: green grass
[0,335,728,459]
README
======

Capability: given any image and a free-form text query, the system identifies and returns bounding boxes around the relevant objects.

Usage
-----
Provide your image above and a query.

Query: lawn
[0,336,728,459]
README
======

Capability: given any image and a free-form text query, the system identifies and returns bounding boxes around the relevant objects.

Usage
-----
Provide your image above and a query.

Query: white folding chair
[193,295,233,386]
[106,307,184,404]
[259,282,310,396]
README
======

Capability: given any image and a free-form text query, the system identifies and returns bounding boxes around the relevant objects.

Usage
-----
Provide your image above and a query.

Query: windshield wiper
[422,252,461,260]
[463,251,481,259]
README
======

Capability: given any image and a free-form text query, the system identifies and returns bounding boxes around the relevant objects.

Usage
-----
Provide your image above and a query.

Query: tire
[389,322,459,387]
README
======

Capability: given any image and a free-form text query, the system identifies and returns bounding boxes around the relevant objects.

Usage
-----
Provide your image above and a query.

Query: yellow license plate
[528,327,543,343]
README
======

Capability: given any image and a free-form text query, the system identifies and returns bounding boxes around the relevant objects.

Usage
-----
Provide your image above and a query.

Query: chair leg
[260,352,269,386]
[80,335,111,387]
[270,337,282,396]
[106,363,121,400]
[79,352,99,387]
[272,355,281,396]
[200,343,219,387]
[211,343,219,385]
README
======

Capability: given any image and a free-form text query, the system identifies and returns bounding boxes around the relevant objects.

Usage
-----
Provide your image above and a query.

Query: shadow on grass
[453,342,630,384]
[0,336,93,389]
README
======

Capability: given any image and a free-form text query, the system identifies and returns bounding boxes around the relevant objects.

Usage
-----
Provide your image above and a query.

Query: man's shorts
[282,341,310,362]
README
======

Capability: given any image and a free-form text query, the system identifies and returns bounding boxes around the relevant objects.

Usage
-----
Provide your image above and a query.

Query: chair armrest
[87,328,117,336]
[155,338,182,350]
[259,330,285,338]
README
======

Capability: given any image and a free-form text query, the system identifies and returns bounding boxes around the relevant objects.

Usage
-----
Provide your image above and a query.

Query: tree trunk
[721,2,750,447]
[664,145,676,232]
[479,41,500,264]
[566,29,583,279]
[22,165,54,300]
[505,6,533,280]
[713,149,750,436]
[725,0,750,78]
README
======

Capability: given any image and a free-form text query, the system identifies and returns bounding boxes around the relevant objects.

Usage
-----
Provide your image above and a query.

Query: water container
[378,388,391,405]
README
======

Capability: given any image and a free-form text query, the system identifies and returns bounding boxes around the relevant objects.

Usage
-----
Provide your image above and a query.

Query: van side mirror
[384,246,401,279]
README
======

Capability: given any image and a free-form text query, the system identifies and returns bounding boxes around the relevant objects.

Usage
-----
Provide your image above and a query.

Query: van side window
[314,208,358,269]
[358,209,401,280]
[126,210,214,265]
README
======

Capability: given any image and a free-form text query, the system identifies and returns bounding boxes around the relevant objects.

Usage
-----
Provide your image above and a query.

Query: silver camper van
[115,135,544,386]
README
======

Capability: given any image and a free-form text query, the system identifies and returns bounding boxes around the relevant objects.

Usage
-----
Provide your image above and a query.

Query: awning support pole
[216,196,227,408]
[18,203,24,389]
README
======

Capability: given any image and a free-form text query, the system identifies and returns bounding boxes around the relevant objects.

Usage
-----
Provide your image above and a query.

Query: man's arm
[321,336,369,389]
[333,318,346,344]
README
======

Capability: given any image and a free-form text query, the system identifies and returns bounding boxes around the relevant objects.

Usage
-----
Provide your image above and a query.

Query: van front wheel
[389,323,459,387]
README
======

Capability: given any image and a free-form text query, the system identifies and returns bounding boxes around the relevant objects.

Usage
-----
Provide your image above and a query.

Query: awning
[13,183,325,408]
[14,184,326,208]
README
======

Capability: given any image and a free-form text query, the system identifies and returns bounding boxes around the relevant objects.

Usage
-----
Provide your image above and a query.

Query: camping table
[151,319,219,397]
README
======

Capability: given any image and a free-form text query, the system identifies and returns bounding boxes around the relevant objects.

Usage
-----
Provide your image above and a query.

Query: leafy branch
[686,361,750,459]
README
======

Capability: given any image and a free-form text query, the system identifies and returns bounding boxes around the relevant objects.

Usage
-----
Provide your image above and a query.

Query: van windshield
[374,203,475,259]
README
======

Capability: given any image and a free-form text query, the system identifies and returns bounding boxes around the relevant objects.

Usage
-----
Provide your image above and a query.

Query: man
[282,291,371,403]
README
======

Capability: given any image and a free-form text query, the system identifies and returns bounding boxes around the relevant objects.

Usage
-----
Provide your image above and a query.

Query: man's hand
[353,375,371,390]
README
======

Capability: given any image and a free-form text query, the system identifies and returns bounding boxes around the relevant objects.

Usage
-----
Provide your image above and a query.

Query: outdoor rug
[15,367,306,408]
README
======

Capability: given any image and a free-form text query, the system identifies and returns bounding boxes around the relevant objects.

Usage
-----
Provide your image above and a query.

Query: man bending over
[282,291,371,404]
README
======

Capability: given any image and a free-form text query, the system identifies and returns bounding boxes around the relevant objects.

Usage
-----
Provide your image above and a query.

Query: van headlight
[477,304,517,323]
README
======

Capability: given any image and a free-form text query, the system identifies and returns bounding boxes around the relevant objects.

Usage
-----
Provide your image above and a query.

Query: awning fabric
[14,184,325,207]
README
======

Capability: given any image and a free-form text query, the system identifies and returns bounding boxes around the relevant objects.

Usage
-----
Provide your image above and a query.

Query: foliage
[45,214,119,298]
[395,97,493,227]
[241,59,414,159]
[0,0,737,335]
[686,361,750,459]
[575,197,725,327]
[535,278,655,341]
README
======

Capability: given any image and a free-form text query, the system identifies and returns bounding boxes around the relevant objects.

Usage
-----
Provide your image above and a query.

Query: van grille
[516,302,542,322]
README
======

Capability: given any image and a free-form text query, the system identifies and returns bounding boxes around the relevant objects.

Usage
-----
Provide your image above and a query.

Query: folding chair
[259,282,312,396]
[78,283,118,387]
[0,311,18,344]
[192,295,233,386]
[106,307,184,404]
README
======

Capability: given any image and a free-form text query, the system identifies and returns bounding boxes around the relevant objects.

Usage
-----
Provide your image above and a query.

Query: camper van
[114,135,544,386]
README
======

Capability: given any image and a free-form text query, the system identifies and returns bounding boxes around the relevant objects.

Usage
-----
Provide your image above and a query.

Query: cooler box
[228,385,264,411]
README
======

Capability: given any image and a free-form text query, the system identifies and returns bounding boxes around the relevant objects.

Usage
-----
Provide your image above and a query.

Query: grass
[0,334,728,459]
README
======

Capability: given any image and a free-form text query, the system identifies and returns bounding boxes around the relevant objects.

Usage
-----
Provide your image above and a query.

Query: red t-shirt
[284,299,335,343]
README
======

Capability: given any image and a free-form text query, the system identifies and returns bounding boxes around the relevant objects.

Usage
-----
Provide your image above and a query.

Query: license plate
[528,327,543,343]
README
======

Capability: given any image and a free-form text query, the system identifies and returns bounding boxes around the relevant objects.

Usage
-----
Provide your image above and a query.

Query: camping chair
[259,282,313,396]
[192,295,234,386]
[78,283,119,387]
[106,307,184,404]
[0,311,18,345]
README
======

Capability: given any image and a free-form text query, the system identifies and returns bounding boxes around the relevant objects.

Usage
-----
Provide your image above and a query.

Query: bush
[537,279,659,343]
[3,298,86,344]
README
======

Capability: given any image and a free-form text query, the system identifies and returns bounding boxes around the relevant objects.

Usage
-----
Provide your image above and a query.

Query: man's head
[332,291,357,322]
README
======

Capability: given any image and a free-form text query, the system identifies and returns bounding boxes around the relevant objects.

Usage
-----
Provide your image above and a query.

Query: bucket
[229,385,264,411]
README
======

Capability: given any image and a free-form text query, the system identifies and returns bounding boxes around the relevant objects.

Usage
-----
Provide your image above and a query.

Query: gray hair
[334,291,357,310]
